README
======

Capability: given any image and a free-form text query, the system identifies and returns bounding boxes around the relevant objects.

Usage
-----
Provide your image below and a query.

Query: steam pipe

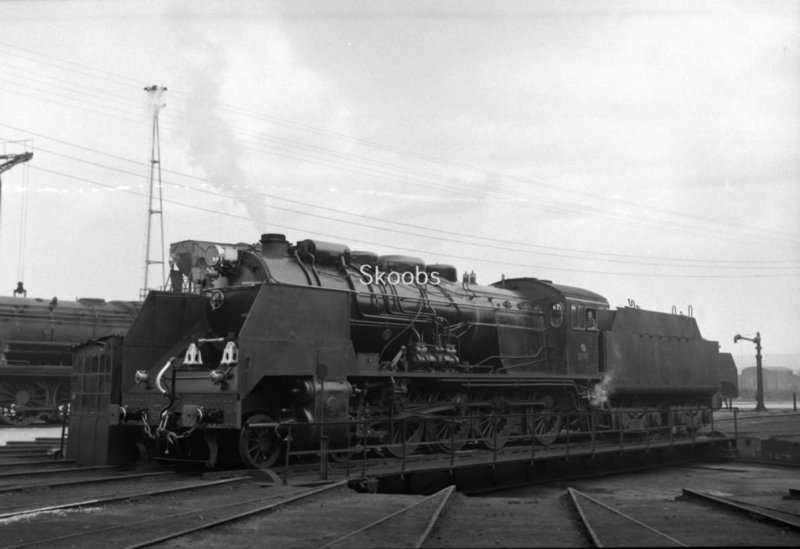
[155,357,175,396]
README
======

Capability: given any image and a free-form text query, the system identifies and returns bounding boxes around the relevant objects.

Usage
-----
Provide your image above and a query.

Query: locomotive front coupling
[111,338,242,431]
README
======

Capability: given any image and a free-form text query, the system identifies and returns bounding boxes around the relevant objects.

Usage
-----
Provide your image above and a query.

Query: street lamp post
[734,332,766,412]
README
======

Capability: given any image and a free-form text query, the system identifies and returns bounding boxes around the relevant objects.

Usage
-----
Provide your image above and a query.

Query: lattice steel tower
[141,85,167,300]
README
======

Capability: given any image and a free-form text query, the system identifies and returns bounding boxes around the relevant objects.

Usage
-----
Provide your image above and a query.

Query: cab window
[571,304,585,329]
[549,302,564,327]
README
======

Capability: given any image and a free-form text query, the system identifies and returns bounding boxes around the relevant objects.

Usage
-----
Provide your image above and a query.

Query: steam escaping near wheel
[590,373,614,408]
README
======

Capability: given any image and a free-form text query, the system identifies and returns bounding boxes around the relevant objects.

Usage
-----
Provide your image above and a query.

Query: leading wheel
[238,414,282,469]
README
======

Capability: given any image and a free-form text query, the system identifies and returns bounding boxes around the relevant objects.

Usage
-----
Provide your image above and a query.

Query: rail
[568,487,687,547]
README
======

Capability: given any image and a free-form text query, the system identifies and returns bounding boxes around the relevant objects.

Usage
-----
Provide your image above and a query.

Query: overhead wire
[6,123,797,268]
[27,143,800,271]
[3,43,798,250]
[2,50,797,249]
[3,105,797,254]
[4,118,797,269]
[3,121,784,267]
[1,42,799,263]
[23,163,800,279]
[23,146,800,276]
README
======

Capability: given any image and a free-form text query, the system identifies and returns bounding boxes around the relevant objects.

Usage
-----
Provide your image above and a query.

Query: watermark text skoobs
[359,264,440,285]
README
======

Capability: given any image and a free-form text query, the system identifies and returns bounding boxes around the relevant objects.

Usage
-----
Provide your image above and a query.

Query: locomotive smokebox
[260,233,289,257]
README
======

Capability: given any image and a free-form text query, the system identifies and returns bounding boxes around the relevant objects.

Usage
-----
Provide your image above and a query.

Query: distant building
[739,366,800,399]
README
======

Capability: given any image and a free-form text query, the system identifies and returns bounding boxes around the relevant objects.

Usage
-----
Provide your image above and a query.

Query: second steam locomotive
[114,234,725,468]
[0,295,139,425]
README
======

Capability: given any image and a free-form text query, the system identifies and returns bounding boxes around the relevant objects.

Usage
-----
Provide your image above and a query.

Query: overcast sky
[1,0,798,362]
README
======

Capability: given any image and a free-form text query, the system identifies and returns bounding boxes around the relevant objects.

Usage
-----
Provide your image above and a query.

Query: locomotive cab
[491,278,609,378]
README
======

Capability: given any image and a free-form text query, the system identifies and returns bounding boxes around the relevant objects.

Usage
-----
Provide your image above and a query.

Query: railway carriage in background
[111,234,728,468]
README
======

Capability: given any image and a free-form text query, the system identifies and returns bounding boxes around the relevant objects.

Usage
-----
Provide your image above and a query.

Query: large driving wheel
[0,380,49,426]
[379,415,425,458]
[427,413,470,454]
[423,392,469,454]
[527,393,561,446]
[474,410,511,451]
[238,414,282,469]
[375,386,426,458]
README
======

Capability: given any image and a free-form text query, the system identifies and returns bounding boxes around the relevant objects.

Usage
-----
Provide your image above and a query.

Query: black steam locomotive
[0,295,139,425]
[114,234,724,468]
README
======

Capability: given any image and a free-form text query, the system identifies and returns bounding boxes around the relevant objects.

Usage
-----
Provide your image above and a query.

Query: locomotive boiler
[0,295,139,425]
[114,234,722,468]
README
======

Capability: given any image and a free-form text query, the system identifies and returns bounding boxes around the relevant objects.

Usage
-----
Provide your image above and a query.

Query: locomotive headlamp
[209,369,227,384]
[204,245,224,265]
[135,370,150,385]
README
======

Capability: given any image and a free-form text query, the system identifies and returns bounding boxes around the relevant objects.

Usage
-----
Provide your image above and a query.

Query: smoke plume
[179,33,264,230]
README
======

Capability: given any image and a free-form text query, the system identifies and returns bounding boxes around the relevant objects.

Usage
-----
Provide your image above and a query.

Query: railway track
[0,468,259,519]
[320,485,456,548]
[2,461,798,547]
[568,486,800,547]
[0,475,277,548]
[568,487,686,547]
[2,477,405,549]
[0,469,174,494]
[0,468,460,549]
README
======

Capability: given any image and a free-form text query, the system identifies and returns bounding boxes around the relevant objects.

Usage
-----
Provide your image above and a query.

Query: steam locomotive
[0,295,139,425]
[114,234,725,468]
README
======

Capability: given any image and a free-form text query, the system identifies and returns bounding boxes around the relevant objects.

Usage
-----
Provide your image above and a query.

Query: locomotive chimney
[260,233,289,257]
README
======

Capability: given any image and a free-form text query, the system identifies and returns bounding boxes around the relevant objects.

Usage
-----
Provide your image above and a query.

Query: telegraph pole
[734,332,766,411]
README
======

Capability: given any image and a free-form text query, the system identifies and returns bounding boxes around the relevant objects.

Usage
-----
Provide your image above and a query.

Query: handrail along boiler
[113,234,725,467]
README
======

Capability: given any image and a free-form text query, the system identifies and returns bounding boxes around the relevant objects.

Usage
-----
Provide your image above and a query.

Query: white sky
[1,0,798,360]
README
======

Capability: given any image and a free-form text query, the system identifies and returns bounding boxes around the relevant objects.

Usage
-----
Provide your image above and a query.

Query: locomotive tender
[114,234,722,468]
[0,295,139,425]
